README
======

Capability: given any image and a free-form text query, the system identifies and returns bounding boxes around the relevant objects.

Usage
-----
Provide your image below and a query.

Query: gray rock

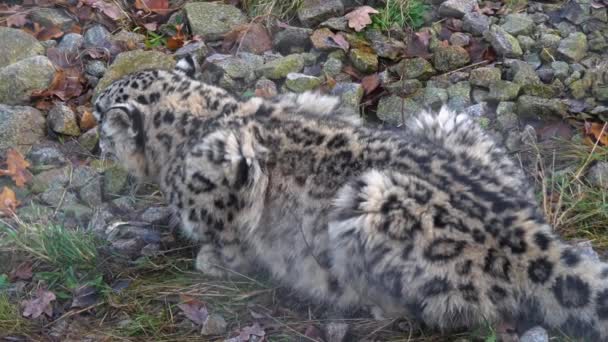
[274,26,312,56]
[320,16,349,31]
[71,166,99,188]
[323,57,343,77]
[41,183,78,207]
[557,32,588,63]
[85,60,106,78]
[94,50,175,99]
[324,322,349,342]
[140,206,172,224]
[439,0,477,18]
[576,240,601,262]
[496,102,519,130]
[79,178,103,208]
[88,204,115,234]
[484,25,523,58]
[523,52,542,70]
[285,73,322,92]
[159,10,189,37]
[539,33,561,50]
[537,67,555,83]
[517,35,536,53]
[449,32,471,46]
[349,48,378,73]
[551,61,570,81]
[488,80,521,101]
[48,103,81,136]
[103,164,130,196]
[252,54,302,80]
[203,53,264,93]
[561,0,590,25]
[28,146,67,168]
[111,29,146,50]
[464,103,488,117]
[506,60,540,86]
[331,82,364,115]
[447,81,471,111]
[0,55,55,105]
[376,96,420,126]
[29,7,75,31]
[201,314,227,335]
[298,0,344,27]
[385,79,423,96]
[588,31,608,53]
[463,12,490,36]
[78,128,99,152]
[184,2,247,41]
[254,78,278,98]
[557,21,578,38]
[57,33,84,56]
[501,13,535,36]
[83,25,111,49]
[520,326,549,342]
[471,88,489,103]
[517,95,568,120]
[174,42,209,62]
[30,167,70,194]
[423,86,449,109]
[60,203,94,225]
[587,161,608,189]
[470,67,502,88]
[112,197,136,212]
[389,57,436,80]
[365,29,405,60]
[0,27,45,69]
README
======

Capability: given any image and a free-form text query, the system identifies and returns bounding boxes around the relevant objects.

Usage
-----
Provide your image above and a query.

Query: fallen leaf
[584,122,608,146]
[345,6,379,32]
[9,261,33,281]
[361,73,380,95]
[304,325,323,341]
[31,68,85,101]
[0,187,20,216]
[405,30,431,58]
[178,295,208,325]
[325,74,337,90]
[466,38,495,63]
[6,12,28,27]
[22,288,56,319]
[329,32,350,51]
[538,121,574,142]
[82,0,125,20]
[166,23,186,51]
[343,65,362,79]
[80,109,97,130]
[135,0,171,14]
[222,23,272,54]
[0,148,32,188]
[238,322,266,341]
[142,22,158,32]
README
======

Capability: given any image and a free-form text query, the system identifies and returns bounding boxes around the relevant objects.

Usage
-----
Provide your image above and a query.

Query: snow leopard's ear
[175,54,200,79]
[101,103,146,153]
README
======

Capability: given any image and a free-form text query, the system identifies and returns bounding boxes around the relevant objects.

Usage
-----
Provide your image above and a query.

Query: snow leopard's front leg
[167,127,268,278]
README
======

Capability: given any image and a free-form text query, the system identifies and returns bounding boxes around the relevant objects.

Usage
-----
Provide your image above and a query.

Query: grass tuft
[0,294,28,335]
[372,0,429,31]
[242,0,302,21]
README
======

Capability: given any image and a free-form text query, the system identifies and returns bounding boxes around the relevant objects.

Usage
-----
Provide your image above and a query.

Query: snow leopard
[94,56,608,340]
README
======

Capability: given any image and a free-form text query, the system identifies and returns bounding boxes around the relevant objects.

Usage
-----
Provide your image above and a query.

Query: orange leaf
[584,122,608,146]
[135,0,170,14]
[345,6,379,32]
[166,23,186,51]
[0,148,32,188]
[361,73,380,95]
[80,109,98,130]
[0,186,20,216]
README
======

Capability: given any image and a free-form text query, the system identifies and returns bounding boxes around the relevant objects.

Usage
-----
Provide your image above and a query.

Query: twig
[53,164,74,218]
[440,60,490,77]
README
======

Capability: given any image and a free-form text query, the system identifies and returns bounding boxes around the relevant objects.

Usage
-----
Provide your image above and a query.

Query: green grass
[371,0,429,32]
[530,137,608,251]
[242,0,302,21]
[0,294,28,335]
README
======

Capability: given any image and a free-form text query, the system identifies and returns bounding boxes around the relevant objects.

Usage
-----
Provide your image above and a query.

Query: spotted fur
[94,64,608,339]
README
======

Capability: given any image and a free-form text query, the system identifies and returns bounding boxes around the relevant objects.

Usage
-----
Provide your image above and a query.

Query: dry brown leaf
[0,148,32,188]
[0,186,20,216]
[89,0,125,20]
[329,32,350,51]
[31,68,85,101]
[405,31,432,58]
[584,122,608,146]
[178,294,208,325]
[9,261,33,281]
[166,23,186,51]
[344,6,379,32]
[222,23,272,54]
[361,73,380,95]
[135,0,171,14]
[80,109,97,130]
[6,12,28,27]
[22,289,56,319]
